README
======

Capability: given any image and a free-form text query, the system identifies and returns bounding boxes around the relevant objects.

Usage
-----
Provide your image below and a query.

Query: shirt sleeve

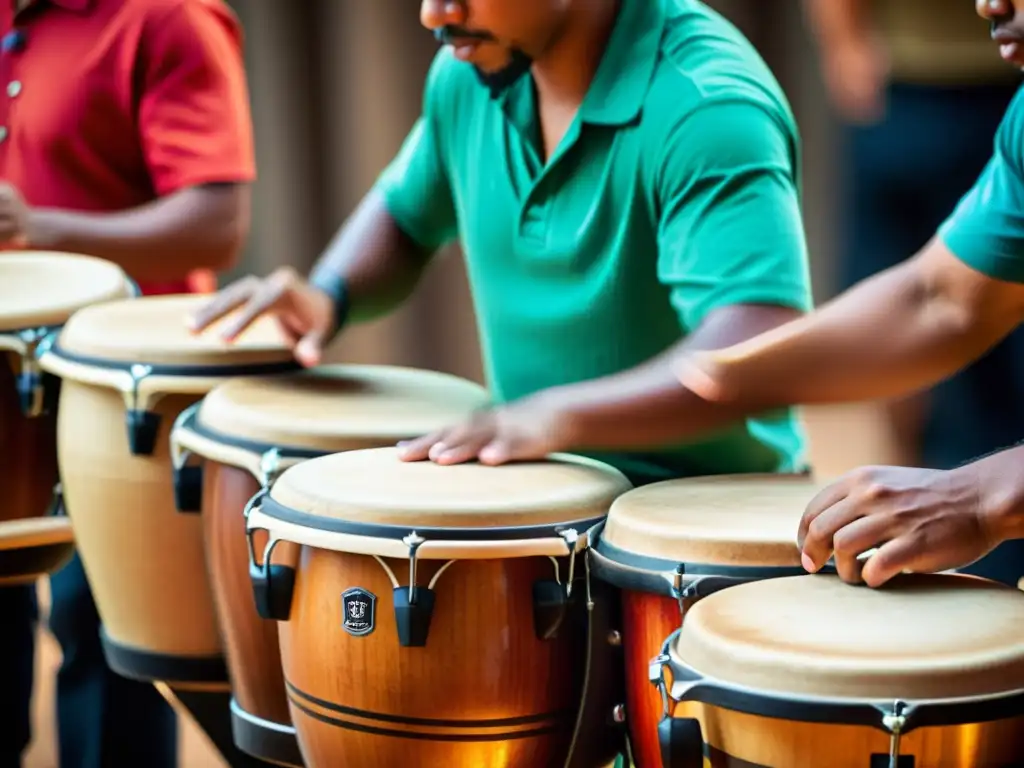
[937,94,1024,284]
[137,0,256,196]
[655,100,813,332]
[373,53,459,251]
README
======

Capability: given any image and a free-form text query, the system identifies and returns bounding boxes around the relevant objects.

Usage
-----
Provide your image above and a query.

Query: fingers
[187,276,261,333]
[829,513,891,584]
[797,476,852,551]
[860,536,921,588]
[801,495,866,575]
[397,431,445,462]
[295,330,325,368]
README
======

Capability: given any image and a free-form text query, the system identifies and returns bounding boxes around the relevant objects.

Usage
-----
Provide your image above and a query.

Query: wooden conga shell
[172,365,490,767]
[661,574,1024,766]
[249,447,633,768]
[590,474,824,768]
[0,252,130,583]
[39,294,296,687]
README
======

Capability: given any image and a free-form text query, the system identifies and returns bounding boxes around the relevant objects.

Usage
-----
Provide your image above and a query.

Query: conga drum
[0,252,131,584]
[169,364,490,766]
[245,447,633,768]
[586,474,825,768]
[652,573,1024,767]
[37,294,297,687]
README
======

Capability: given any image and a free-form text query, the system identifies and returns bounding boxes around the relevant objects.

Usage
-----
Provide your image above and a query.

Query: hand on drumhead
[186,268,336,367]
[0,182,31,249]
[797,465,1000,587]
[397,396,570,466]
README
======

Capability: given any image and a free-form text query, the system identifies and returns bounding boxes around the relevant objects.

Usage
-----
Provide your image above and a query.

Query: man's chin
[471,51,533,98]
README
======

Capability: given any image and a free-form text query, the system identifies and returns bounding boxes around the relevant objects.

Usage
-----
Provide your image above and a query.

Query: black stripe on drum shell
[45,340,302,379]
[286,687,569,743]
[260,493,607,543]
[287,680,572,729]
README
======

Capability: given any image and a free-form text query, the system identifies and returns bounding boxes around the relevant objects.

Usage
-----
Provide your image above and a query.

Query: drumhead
[599,474,822,568]
[672,573,1024,701]
[50,294,297,370]
[0,252,129,331]
[264,447,632,534]
[193,365,489,454]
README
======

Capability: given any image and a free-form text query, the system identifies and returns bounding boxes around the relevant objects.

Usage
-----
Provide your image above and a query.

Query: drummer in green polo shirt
[192,0,812,487]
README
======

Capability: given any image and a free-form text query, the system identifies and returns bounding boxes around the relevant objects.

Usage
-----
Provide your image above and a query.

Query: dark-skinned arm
[27,184,249,284]
[681,241,1024,406]
[538,304,801,451]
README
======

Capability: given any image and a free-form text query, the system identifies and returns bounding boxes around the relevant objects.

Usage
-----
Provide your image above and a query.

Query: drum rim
[587,520,830,598]
[659,628,1024,733]
[43,336,302,379]
[258,491,608,542]
[180,402,328,462]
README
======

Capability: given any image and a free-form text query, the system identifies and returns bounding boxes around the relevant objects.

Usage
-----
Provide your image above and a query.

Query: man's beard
[434,28,533,98]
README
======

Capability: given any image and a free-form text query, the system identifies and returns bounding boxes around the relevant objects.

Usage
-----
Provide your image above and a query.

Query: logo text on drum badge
[341,587,376,637]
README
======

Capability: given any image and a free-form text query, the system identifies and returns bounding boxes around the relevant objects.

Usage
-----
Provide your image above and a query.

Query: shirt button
[0,126,9,143]
[7,81,21,98]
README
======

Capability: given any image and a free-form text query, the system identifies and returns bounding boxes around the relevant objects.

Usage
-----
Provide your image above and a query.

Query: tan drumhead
[601,474,822,566]
[672,573,1024,701]
[0,252,129,331]
[53,294,295,367]
[267,447,632,529]
[196,365,489,451]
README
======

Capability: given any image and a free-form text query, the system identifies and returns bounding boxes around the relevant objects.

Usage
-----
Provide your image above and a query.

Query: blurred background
[25,0,1021,764]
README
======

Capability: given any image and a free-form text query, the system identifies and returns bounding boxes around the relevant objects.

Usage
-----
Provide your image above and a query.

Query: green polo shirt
[939,85,1024,284]
[375,0,813,485]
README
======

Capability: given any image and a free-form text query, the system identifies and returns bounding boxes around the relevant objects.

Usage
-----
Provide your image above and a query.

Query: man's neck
[530,0,620,109]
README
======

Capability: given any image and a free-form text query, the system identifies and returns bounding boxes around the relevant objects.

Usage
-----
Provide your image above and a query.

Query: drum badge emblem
[341,587,376,637]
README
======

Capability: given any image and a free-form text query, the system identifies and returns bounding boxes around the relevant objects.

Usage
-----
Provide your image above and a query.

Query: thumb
[294,330,325,368]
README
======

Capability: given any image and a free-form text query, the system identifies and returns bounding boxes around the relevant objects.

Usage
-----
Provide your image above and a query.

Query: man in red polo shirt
[0,1,255,766]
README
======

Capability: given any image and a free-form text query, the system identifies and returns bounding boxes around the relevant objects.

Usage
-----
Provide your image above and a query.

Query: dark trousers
[841,79,1024,586]
[0,552,177,768]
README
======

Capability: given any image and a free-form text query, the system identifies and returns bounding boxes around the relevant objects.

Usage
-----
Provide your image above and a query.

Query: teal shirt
[376,0,813,485]
[939,84,1024,284]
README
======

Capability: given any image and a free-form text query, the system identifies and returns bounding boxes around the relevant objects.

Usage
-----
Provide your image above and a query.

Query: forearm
[309,190,434,324]
[29,185,249,284]
[707,246,1024,405]
[537,305,801,451]
[803,0,871,47]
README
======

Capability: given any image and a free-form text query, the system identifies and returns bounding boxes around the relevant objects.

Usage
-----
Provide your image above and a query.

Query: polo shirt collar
[580,0,667,126]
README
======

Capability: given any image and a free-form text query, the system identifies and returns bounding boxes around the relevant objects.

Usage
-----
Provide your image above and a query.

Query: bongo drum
[245,447,632,768]
[586,474,825,768]
[651,573,1024,767]
[169,365,489,767]
[0,252,131,584]
[37,294,297,687]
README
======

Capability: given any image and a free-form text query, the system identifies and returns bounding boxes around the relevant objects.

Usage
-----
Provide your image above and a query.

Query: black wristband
[309,270,351,340]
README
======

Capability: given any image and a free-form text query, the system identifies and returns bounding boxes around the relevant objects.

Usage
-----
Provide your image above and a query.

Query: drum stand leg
[155,683,285,768]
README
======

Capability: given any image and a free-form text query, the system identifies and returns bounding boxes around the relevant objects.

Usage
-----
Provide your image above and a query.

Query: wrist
[966,450,1024,544]
[308,270,350,340]
[526,387,585,452]
[26,208,61,250]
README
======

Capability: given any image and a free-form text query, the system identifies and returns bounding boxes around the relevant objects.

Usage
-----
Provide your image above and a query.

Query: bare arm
[802,0,871,48]
[28,184,250,284]
[684,238,1024,405]
[308,189,435,324]
[542,304,802,450]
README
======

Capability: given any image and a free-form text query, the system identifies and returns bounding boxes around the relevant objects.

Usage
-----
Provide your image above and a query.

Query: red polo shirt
[0,0,256,296]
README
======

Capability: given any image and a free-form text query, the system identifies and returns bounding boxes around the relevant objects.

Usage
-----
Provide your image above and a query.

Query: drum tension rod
[881,700,908,768]
[395,532,435,648]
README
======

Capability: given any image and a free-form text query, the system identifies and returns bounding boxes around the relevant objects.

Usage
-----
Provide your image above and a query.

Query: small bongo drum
[169,365,489,767]
[38,294,297,687]
[245,447,633,768]
[586,474,824,768]
[652,573,1024,767]
[0,252,131,584]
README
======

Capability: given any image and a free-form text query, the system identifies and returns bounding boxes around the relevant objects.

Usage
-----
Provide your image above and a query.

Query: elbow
[191,184,252,273]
